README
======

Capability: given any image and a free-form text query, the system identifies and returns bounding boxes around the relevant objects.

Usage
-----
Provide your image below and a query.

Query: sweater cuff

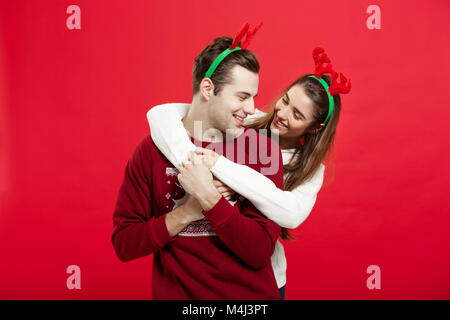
[149,214,174,248]
[202,196,235,228]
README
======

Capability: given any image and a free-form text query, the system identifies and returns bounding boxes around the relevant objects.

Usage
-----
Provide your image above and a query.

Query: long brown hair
[247,74,342,240]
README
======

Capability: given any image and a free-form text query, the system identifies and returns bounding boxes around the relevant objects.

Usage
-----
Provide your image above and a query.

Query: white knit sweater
[146,103,325,288]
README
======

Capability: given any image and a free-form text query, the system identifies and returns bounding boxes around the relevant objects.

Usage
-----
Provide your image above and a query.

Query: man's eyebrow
[285,92,306,119]
[237,91,258,98]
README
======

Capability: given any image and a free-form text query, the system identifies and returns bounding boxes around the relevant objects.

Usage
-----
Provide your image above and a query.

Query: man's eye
[293,113,301,120]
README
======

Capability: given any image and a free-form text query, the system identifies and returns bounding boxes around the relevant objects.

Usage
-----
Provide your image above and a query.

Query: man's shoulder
[133,135,160,159]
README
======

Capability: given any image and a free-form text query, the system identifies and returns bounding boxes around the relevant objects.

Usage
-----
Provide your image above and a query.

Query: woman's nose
[277,106,289,120]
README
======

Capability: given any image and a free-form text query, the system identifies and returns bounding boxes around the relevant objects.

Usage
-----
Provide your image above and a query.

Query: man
[112,34,284,299]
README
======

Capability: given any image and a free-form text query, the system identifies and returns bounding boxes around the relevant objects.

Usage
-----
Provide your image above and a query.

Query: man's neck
[182,99,222,143]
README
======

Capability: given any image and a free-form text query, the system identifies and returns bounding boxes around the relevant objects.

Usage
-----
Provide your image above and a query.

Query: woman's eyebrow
[294,107,306,120]
[285,93,306,119]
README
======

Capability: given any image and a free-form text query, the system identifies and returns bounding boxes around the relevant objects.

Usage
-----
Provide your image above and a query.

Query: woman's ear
[199,78,215,101]
[308,123,325,135]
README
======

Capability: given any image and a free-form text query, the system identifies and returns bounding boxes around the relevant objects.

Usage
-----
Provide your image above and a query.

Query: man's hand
[194,147,220,169]
[178,152,221,211]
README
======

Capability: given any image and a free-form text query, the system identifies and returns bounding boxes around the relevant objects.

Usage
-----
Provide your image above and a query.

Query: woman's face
[270,84,317,140]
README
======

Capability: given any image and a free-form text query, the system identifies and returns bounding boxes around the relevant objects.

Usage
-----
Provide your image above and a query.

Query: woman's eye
[293,112,301,120]
[239,97,245,101]
[282,98,288,105]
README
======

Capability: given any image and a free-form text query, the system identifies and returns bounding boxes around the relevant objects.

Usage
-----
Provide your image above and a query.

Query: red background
[0,0,449,299]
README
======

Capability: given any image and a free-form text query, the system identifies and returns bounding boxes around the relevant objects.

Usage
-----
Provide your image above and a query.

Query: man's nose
[243,98,255,115]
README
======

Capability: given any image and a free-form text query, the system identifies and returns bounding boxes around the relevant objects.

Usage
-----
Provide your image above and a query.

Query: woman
[147,56,348,299]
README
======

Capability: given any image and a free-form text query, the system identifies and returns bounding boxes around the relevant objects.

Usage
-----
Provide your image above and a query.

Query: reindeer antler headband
[309,47,352,124]
[204,22,263,79]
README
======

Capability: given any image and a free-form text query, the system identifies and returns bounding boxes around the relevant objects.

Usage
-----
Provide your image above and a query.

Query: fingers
[222,191,235,201]
[216,186,227,194]
[212,179,224,188]
[215,183,236,197]
[192,152,203,165]
[180,161,192,170]
[195,147,216,157]
[187,151,203,165]
[194,147,209,155]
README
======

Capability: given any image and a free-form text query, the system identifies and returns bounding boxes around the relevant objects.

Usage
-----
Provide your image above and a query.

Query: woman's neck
[279,136,300,150]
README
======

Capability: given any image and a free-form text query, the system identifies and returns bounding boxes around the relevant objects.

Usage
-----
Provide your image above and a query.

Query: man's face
[207,65,259,137]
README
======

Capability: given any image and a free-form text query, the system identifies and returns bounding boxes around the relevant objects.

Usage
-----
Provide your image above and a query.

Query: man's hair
[192,36,260,96]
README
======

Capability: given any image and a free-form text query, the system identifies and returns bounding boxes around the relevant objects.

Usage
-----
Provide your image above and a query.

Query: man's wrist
[165,206,190,237]
[196,188,222,211]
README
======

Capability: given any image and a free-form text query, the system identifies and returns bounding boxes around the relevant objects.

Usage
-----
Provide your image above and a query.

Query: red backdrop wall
[0,0,449,299]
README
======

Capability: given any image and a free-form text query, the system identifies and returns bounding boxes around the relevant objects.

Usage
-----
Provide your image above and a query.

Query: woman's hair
[192,36,260,96]
[247,74,341,241]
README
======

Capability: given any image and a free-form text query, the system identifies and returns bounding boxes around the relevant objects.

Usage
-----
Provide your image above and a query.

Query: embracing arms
[147,103,325,229]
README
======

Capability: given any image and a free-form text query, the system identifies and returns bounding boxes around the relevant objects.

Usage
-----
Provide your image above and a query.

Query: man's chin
[225,126,244,140]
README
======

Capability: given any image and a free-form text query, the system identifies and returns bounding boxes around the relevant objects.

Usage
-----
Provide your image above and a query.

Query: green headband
[204,47,242,79]
[308,75,334,124]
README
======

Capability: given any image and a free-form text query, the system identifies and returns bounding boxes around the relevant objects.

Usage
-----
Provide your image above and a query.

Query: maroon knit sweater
[112,128,284,299]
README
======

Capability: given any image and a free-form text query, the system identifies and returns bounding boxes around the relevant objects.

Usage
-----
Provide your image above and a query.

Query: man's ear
[199,78,215,101]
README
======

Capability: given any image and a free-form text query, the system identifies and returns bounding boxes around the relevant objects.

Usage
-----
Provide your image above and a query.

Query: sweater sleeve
[211,159,325,228]
[112,136,174,263]
[146,103,194,169]
[146,104,265,169]
[202,146,284,270]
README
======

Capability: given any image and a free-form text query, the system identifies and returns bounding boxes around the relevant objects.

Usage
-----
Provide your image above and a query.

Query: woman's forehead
[285,85,315,118]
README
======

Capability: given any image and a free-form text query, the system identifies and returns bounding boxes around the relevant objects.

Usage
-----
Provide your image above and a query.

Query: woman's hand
[193,147,220,169]
[178,152,221,210]
[213,179,236,201]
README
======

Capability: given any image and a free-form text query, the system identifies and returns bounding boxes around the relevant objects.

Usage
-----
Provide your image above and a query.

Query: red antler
[241,21,263,49]
[312,47,351,95]
[313,47,333,78]
[329,71,352,95]
[230,22,250,49]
